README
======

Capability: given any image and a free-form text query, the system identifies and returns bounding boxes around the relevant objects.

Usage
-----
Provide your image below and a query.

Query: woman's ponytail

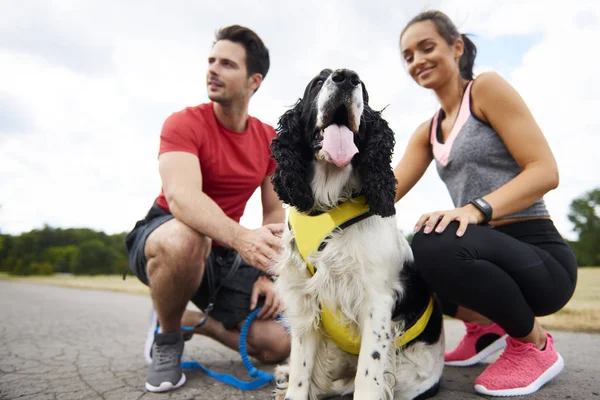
[459,33,477,80]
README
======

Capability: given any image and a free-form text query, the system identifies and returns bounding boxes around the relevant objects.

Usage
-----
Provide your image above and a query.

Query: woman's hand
[414,204,485,237]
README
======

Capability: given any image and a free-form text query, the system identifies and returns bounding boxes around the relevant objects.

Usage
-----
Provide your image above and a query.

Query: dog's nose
[331,69,361,89]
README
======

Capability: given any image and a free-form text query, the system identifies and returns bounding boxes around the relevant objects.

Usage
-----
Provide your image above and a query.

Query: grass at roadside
[1,267,599,333]
[0,272,150,296]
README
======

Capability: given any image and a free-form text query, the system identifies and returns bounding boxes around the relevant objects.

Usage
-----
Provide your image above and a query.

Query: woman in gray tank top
[396,10,577,397]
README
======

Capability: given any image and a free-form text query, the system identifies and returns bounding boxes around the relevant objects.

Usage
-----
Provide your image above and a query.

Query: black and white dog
[270,69,444,400]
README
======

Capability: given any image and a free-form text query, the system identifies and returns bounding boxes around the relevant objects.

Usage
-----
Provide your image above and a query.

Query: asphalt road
[1,281,598,400]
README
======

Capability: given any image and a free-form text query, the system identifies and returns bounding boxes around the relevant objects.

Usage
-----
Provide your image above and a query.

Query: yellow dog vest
[288,196,434,355]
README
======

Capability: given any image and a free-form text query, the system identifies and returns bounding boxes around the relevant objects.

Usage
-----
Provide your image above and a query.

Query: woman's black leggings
[411,219,578,338]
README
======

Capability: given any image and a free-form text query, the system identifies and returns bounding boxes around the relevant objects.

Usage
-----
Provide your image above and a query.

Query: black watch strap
[469,197,493,224]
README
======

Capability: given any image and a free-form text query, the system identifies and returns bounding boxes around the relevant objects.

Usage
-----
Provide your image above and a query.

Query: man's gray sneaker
[145,331,186,393]
[144,307,193,365]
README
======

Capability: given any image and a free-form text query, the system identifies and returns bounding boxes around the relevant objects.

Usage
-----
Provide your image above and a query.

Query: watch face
[475,198,486,208]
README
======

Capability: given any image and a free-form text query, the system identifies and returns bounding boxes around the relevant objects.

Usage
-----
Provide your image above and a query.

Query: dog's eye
[316,79,324,86]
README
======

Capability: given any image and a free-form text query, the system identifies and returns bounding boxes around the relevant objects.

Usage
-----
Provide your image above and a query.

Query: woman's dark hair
[401,10,477,80]
[215,25,270,80]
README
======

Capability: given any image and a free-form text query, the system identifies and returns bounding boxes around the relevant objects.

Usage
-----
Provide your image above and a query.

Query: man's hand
[235,223,285,272]
[250,275,282,320]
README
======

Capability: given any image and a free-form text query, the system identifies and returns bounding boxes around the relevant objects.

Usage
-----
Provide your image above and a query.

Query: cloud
[508,8,600,238]
[0,92,33,135]
[0,0,598,242]
[0,1,116,75]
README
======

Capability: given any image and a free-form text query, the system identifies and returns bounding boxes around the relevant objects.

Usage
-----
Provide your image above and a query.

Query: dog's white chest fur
[304,216,404,326]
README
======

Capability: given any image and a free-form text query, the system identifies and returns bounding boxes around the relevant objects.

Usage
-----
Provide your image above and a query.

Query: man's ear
[248,73,263,92]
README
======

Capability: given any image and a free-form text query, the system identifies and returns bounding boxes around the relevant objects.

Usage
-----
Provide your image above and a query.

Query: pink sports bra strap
[430,80,474,166]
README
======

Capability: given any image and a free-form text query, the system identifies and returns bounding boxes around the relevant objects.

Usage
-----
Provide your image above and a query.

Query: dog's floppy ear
[355,106,397,217]
[270,99,315,212]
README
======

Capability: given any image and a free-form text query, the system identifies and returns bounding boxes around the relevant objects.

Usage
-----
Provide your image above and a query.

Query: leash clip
[194,303,214,328]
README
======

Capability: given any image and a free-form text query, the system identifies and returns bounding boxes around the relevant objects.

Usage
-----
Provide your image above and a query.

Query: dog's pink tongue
[322,125,358,167]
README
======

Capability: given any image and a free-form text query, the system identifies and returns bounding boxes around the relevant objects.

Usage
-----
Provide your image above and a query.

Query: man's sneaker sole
[445,334,508,367]
[145,372,187,393]
[474,353,564,397]
[144,308,159,365]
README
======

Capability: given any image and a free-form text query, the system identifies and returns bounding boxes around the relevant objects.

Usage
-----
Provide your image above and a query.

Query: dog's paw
[274,364,290,389]
[271,390,287,400]
[272,364,290,400]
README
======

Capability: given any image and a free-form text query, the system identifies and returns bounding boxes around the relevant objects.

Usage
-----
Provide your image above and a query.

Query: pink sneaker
[474,333,564,396]
[445,322,508,366]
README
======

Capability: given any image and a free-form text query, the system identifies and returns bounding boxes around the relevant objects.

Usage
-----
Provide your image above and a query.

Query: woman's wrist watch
[469,197,493,224]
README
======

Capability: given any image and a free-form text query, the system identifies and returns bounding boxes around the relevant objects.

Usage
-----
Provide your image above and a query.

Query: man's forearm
[167,190,246,249]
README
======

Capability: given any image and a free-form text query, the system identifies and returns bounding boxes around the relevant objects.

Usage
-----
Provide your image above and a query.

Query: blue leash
[180,308,275,390]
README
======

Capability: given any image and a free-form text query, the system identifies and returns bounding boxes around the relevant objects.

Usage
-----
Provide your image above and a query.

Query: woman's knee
[411,223,477,288]
[412,225,458,264]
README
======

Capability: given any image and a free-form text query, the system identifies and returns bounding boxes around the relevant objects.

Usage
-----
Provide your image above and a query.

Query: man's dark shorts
[125,202,261,330]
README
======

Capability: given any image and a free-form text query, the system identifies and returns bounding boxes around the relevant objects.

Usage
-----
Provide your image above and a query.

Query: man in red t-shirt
[125,25,290,393]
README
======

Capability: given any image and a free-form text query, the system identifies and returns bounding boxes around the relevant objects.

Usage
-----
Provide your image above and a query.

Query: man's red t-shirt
[155,102,277,223]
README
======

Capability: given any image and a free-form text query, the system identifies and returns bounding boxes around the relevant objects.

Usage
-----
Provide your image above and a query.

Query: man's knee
[247,321,290,364]
[254,348,289,364]
[251,340,290,364]
[145,219,211,277]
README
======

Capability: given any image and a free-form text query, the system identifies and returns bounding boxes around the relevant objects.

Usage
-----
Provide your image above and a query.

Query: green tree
[568,188,600,266]
[43,245,79,273]
[70,239,118,275]
[29,261,54,275]
[12,258,27,275]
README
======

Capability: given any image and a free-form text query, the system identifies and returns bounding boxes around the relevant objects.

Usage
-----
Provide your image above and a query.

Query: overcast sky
[1,0,598,240]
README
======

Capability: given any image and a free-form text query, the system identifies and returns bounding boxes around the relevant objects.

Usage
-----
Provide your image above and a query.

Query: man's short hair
[215,25,270,79]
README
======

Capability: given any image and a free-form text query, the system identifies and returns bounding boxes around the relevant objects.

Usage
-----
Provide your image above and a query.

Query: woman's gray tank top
[430,80,549,220]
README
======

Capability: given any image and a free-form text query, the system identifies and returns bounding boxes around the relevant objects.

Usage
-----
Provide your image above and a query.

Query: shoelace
[154,342,179,367]
[496,337,534,366]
